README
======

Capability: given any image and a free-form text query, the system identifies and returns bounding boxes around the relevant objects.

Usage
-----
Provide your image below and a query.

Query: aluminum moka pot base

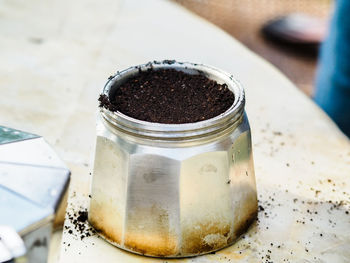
[89,61,258,258]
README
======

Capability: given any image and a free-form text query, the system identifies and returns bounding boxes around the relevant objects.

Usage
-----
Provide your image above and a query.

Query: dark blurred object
[174,0,331,96]
[262,13,327,56]
[262,13,326,45]
[0,126,70,263]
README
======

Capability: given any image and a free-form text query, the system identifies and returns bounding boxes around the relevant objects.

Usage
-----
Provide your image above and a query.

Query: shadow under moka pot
[89,61,258,258]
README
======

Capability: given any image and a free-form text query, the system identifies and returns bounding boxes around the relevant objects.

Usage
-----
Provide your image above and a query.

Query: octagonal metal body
[89,61,258,258]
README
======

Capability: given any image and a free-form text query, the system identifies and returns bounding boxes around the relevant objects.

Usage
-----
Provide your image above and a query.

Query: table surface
[1,0,350,262]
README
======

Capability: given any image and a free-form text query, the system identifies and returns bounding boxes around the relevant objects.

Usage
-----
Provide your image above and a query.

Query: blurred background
[174,0,331,96]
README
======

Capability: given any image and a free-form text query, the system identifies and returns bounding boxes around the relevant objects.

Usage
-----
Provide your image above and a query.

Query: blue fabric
[315,0,350,137]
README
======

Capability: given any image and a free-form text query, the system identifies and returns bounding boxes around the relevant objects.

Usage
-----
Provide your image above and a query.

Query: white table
[1,0,350,262]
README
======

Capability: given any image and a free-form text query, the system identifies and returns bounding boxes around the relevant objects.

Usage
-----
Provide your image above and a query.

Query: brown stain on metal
[181,198,257,255]
[89,197,257,258]
[124,205,179,257]
[123,232,178,257]
[233,209,257,238]
[90,220,122,245]
[89,200,123,244]
[233,196,258,238]
[181,221,232,255]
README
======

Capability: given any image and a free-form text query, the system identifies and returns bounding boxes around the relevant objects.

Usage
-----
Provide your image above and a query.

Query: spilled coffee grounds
[99,68,234,124]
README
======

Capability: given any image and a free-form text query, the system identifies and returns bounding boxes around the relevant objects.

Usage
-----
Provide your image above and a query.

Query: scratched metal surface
[0,0,349,262]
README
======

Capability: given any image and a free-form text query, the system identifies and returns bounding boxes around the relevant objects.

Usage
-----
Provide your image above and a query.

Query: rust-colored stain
[124,232,178,257]
[181,196,257,255]
[89,200,123,244]
[90,201,257,257]
[124,205,179,257]
[181,221,232,255]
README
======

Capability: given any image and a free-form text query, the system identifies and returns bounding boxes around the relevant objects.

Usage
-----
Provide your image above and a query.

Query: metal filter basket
[89,61,258,258]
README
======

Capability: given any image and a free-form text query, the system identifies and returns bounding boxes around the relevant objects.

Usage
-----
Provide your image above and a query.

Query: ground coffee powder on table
[99,68,234,124]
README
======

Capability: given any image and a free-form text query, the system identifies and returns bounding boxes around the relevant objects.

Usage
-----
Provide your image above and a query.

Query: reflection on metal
[0,126,70,263]
[89,61,258,258]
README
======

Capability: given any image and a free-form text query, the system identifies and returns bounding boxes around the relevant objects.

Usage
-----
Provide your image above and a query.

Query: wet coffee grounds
[99,68,235,124]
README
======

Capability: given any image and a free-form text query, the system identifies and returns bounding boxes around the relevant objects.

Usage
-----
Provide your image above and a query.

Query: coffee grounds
[77,210,88,223]
[99,68,235,124]
[66,209,96,240]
